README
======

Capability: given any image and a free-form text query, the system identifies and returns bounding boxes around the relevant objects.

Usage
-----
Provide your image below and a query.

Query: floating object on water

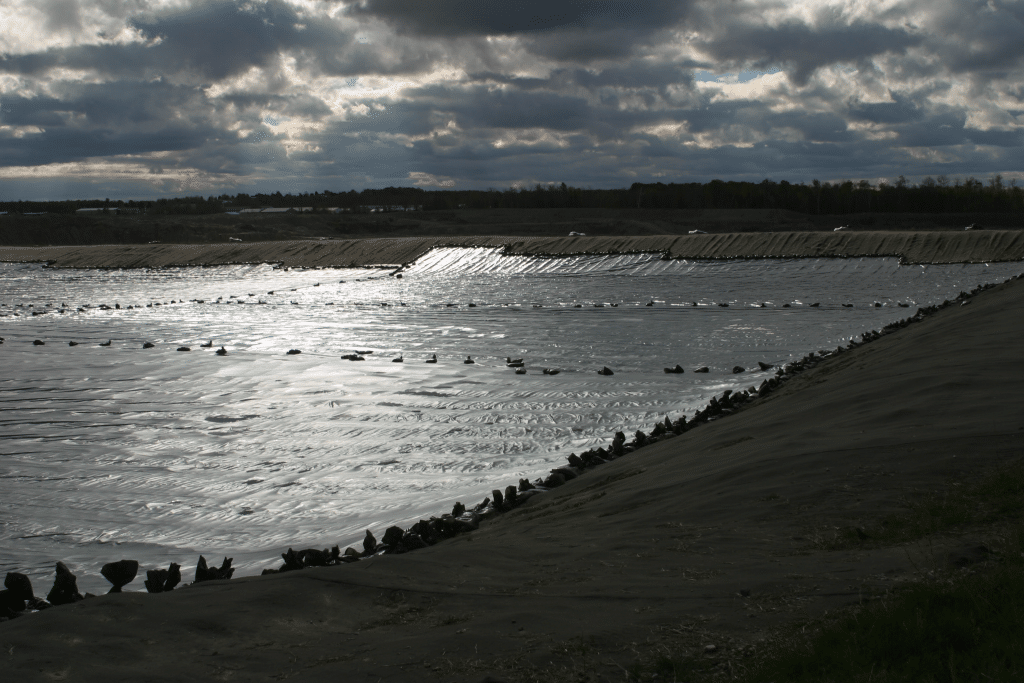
[200,340,213,348]
[68,341,78,346]
[542,368,560,375]
[216,347,228,356]
[142,342,155,349]
[732,366,746,373]
[32,339,45,346]
[664,364,685,374]
[515,367,526,374]
[758,361,773,371]
[597,366,614,375]
[99,340,112,347]
[694,366,710,373]
[177,346,191,352]
[392,355,404,362]
[425,354,437,363]
[286,349,301,355]
[464,356,475,364]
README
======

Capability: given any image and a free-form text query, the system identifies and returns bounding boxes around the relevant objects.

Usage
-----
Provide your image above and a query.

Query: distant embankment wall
[2,231,1023,269]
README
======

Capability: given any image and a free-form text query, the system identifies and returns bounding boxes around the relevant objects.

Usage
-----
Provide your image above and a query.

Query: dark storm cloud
[0,0,1022,200]
[465,63,700,101]
[848,92,923,124]
[127,0,299,80]
[2,1,290,81]
[418,86,596,131]
[38,0,84,33]
[570,63,702,90]
[1,80,210,129]
[347,0,689,36]
[219,93,334,121]
[0,94,68,128]
[0,79,246,167]
[348,0,694,62]
[698,16,923,85]
[895,113,1024,149]
[927,0,1024,75]
[0,120,218,167]
[520,28,653,61]
[0,0,440,83]
[763,112,855,144]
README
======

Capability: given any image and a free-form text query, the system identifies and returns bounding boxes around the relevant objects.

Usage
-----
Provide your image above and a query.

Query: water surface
[1,251,1019,593]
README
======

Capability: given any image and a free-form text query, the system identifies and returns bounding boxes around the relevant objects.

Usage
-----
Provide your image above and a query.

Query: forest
[1,176,1022,216]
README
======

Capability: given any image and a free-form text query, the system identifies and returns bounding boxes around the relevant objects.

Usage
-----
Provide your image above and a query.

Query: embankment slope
[2,229,1023,269]
[1,273,1022,681]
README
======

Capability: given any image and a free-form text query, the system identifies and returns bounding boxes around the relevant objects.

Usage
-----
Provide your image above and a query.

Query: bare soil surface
[2,230,1023,269]
[1,208,1021,248]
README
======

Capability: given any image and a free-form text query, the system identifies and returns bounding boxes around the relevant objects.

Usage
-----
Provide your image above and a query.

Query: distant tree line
[2,176,1021,215]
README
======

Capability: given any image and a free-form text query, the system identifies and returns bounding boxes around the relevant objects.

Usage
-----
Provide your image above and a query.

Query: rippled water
[1,250,1020,594]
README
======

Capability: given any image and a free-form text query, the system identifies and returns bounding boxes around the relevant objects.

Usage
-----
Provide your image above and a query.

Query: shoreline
[2,230,1024,269]
[2,270,1023,681]
[0,288,985,594]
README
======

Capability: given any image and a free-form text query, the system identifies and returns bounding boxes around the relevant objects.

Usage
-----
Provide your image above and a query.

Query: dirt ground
[2,229,1023,270]
[1,208,1021,249]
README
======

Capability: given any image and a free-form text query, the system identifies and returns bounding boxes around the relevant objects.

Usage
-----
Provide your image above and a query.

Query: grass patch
[814,458,1024,550]
[736,527,1024,683]
[428,460,1024,683]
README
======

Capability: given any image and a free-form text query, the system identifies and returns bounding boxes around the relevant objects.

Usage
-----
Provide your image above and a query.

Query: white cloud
[408,171,455,187]
[0,0,1021,198]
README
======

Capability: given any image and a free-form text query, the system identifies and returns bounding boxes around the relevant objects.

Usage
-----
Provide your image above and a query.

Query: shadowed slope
[2,230,1023,269]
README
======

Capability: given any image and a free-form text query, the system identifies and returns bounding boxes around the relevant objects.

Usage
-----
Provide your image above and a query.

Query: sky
[0,0,1022,201]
